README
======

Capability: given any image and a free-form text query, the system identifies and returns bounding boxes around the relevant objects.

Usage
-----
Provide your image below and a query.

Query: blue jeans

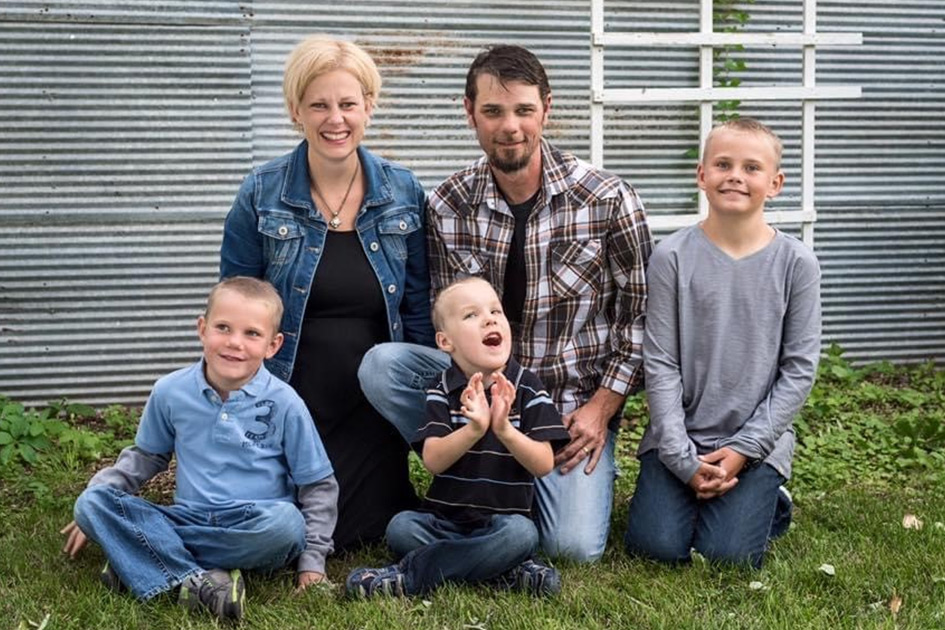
[359,342,617,563]
[623,450,790,569]
[74,485,306,600]
[386,510,538,595]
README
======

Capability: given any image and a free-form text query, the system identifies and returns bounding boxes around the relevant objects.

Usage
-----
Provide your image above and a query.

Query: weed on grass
[1,350,943,629]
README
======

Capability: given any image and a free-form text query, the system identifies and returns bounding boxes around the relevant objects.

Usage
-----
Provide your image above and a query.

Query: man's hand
[60,520,88,558]
[295,571,329,593]
[459,372,490,436]
[554,388,626,475]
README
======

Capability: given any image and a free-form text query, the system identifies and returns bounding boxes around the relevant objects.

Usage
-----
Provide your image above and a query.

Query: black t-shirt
[501,189,540,326]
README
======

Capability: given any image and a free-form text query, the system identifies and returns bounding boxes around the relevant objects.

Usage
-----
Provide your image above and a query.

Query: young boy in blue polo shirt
[346,277,570,598]
[624,118,821,568]
[61,277,338,621]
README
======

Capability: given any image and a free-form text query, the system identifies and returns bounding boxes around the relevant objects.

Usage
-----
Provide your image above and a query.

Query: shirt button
[221,412,229,420]
[278,225,288,237]
[392,322,399,330]
[387,284,397,294]
[399,221,407,231]
[370,242,379,252]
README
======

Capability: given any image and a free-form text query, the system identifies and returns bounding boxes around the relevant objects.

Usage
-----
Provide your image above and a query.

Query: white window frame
[590,0,862,245]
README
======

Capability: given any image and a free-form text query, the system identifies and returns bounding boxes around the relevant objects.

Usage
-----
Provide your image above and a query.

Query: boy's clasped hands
[690,447,748,500]
[458,371,516,439]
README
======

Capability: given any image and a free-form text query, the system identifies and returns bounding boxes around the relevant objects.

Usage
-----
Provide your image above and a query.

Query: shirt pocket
[377,212,422,261]
[550,239,603,299]
[446,248,490,278]
[258,212,305,267]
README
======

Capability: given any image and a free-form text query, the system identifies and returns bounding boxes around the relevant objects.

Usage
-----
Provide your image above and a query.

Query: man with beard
[360,44,653,563]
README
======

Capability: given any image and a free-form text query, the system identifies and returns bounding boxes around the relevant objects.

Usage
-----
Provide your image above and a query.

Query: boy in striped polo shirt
[347,277,570,598]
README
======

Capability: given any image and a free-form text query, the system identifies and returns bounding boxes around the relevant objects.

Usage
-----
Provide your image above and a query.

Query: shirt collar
[195,359,270,402]
[466,139,575,213]
[442,356,523,394]
[283,142,392,212]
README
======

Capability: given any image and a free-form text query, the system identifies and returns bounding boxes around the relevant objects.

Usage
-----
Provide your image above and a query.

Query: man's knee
[357,343,393,397]
[540,526,606,564]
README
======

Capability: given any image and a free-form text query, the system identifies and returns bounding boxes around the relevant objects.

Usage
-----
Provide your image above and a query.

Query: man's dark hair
[464,45,551,104]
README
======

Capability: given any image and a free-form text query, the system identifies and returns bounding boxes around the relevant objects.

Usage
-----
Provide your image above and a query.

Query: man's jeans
[359,342,616,563]
[74,485,306,600]
[623,450,791,569]
[386,511,537,595]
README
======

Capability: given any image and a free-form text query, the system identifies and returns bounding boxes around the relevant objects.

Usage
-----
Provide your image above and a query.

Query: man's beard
[488,142,535,174]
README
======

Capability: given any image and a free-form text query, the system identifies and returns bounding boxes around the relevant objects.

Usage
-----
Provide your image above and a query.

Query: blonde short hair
[432,277,494,332]
[207,277,284,333]
[283,35,382,132]
[704,117,783,169]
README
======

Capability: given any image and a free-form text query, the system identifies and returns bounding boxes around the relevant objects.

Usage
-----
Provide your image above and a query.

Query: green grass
[2,352,944,629]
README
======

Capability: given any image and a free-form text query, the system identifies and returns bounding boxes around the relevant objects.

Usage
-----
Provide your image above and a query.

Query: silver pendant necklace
[312,160,360,230]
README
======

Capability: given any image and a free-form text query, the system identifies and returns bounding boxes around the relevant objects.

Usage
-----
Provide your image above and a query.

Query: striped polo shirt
[413,357,570,528]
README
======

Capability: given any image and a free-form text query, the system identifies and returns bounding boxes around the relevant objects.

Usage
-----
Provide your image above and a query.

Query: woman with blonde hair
[221,36,434,567]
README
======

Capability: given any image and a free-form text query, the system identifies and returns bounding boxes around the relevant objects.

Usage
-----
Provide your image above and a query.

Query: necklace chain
[312,161,360,230]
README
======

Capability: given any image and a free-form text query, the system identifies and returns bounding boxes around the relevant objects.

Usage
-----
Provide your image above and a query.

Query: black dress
[290,230,418,551]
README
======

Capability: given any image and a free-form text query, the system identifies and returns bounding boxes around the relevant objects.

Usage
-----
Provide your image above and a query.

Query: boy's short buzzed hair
[432,276,494,332]
[207,277,284,332]
[464,44,551,105]
[704,117,783,169]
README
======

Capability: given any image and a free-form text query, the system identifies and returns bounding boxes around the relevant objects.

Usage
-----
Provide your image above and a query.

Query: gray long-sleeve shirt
[638,225,821,483]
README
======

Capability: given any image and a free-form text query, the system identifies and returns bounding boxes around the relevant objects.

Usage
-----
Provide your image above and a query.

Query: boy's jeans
[74,485,306,600]
[386,510,538,595]
[623,450,790,569]
[359,342,616,563]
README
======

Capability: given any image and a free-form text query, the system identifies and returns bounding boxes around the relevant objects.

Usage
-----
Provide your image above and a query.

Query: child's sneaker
[99,561,126,593]
[498,559,561,596]
[178,568,245,621]
[346,564,406,599]
[770,485,794,540]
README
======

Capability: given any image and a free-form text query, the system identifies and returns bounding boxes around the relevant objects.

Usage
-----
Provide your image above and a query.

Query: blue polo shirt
[136,360,333,510]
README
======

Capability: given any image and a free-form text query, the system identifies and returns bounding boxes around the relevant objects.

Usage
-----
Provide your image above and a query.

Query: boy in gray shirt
[624,118,821,568]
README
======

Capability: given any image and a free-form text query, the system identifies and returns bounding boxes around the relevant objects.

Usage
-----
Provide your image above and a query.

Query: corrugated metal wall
[1,1,942,405]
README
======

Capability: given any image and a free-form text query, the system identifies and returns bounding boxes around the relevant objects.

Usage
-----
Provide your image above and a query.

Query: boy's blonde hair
[432,276,494,332]
[206,277,284,333]
[703,117,783,169]
[283,35,382,133]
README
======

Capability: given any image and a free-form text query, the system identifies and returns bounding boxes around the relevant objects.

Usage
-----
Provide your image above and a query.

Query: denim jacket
[220,141,435,382]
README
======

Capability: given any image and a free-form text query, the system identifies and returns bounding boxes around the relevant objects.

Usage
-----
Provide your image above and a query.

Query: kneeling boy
[624,118,821,568]
[61,277,338,620]
[347,277,570,598]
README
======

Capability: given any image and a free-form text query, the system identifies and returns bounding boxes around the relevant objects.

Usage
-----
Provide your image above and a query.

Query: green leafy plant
[0,398,67,466]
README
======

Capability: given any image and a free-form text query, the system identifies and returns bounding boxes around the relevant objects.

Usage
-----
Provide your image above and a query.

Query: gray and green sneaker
[99,561,126,593]
[178,568,245,621]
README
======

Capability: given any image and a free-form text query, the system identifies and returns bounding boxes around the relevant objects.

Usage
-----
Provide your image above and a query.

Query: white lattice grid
[590,0,862,245]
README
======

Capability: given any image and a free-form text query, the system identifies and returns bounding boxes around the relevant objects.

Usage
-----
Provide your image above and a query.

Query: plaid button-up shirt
[428,140,653,416]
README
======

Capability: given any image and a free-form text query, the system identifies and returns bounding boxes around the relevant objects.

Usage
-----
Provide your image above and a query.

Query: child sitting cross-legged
[61,276,338,621]
[346,277,571,598]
